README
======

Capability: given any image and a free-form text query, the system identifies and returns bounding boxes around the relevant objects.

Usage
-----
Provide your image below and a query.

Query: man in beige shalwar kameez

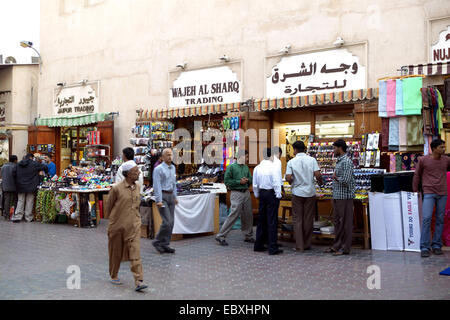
[106,164,148,292]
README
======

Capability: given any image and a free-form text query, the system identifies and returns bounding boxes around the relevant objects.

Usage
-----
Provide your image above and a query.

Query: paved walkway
[0,219,448,300]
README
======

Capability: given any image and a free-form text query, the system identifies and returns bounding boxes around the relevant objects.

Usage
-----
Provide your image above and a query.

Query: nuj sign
[431,25,450,63]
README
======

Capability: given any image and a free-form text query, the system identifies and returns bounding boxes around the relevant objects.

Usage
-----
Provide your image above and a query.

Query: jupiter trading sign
[169,66,242,107]
[430,25,450,63]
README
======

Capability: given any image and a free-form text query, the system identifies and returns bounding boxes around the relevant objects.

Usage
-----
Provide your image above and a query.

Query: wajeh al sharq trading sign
[53,83,99,116]
[169,66,242,107]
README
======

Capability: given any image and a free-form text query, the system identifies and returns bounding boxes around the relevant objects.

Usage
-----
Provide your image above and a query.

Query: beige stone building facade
[38,0,450,156]
[0,64,39,160]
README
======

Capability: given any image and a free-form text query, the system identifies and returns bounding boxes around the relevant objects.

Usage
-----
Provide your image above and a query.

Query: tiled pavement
[0,219,449,300]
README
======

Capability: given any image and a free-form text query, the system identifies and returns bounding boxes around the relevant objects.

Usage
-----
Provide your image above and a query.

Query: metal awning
[35,112,108,127]
[253,88,378,111]
[139,102,243,120]
[404,61,450,76]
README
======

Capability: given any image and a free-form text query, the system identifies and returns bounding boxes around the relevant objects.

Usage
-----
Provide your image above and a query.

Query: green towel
[402,77,423,115]
[436,90,444,134]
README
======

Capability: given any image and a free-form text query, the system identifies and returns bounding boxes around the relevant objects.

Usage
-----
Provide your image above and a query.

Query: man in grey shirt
[1,155,18,220]
[152,148,178,254]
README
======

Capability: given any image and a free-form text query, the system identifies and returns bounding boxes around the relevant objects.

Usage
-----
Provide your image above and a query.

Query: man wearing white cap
[106,163,148,292]
[115,147,144,193]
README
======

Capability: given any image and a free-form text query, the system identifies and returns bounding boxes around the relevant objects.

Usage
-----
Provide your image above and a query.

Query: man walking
[12,154,48,223]
[285,141,323,252]
[106,163,148,292]
[413,139,450,257]
[215,150,254,246]
[1,155,18,220]
[152,148,178,254]
[325,139,355,256]
[253,148,283,255]
[116,147,144,193]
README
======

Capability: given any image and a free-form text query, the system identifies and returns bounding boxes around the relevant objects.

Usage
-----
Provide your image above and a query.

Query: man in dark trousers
[253,148,283,255]
[1,155,18,220]
[413,139,450,258]
[325,139,355,255]
[11,153,48,223]
[152,148,178,254]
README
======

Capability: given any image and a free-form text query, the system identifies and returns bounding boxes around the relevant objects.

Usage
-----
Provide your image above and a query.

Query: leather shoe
[152,241,165,254]
[162,246,175,253]
[432,248,443,255]
[12,220,20,223]
[254,247,267,252]
[421,250,430,258]
[244,238,255,243]
[215,237,228,246]
[269,249,283,255]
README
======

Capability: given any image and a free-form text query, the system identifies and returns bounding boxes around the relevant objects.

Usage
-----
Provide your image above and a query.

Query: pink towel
[386,80,396,117]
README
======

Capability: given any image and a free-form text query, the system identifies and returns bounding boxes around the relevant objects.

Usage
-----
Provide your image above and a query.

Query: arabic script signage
[430,25,450,63]
[169,66,242,107]
[0,102,5,125]
[53,82,99,116]
[266,48,366,98]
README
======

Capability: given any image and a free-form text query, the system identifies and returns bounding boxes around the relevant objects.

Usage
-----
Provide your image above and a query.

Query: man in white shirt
[253,148,283,255]
[115,147,144,193]
[285,141,323,252]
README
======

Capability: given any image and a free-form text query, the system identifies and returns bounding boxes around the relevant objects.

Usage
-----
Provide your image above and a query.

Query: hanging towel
[436,89,444,135]
[406,116,424,151]
[386,79,397,117]
[381,118,390,152]
[388,117,399,151]
[422,88,432,135]
[396,154,402,172]
[395,79,404,116]
[402,77,423,115]
[398,116,407,151]
[378,80,388,118]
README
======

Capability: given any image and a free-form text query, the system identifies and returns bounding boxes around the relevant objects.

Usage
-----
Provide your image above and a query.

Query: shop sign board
[430,25,450,63]
[0,102,5,125]
[266,48,366,98]
[53,82,99,116]
[169,66,242,107]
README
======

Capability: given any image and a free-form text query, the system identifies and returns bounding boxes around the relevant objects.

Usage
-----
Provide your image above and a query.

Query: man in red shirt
[413,139,450,258]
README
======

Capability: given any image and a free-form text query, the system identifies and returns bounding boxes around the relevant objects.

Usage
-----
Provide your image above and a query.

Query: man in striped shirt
[325,139,355,256]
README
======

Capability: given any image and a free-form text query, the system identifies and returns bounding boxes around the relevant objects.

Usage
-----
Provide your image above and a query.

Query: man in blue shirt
[152,148,178,254]
[45,156,57,177]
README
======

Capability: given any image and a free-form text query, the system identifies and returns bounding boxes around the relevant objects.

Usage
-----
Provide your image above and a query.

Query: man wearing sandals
[325,139,355,256]
[106,163,148,292]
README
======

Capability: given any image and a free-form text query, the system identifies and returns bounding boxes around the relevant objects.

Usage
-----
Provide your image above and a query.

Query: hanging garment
[386,79,397,117]
[445,78,450,109]
[421,88,432,135]
[378,80,388,118]
[381,118,390,152]
[401,153,412,171]
[402,77,423,115]
[395,79,404,116]
[398,116,408,151]
[406,115,424,151]
[396,154,402,172]
[436,89,444,135]
[389,154,396,172]
[424,133,430,155]
[388,117,399,151]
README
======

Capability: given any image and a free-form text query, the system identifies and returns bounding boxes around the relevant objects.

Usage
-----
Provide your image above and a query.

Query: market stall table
[56,188,111,227]
[151,184,226,241]
[277,196,370,249]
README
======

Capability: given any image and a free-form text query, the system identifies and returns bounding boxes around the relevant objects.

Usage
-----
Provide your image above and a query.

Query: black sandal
[324,247,337,253]
[215,238,228,246]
